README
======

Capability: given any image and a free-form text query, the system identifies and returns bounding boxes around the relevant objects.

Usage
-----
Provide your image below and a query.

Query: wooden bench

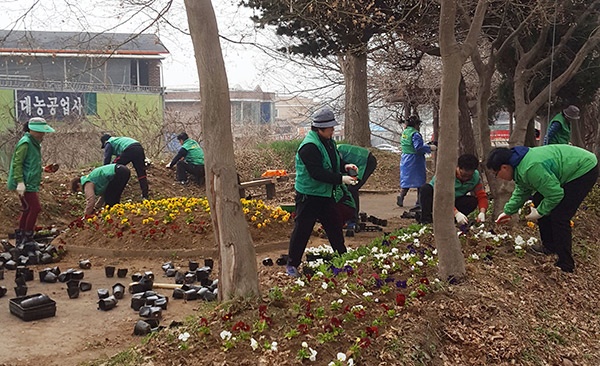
[239,173,295,199]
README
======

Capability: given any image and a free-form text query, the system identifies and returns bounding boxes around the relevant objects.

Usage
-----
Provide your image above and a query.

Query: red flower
[149,228,156,235]
[221,312,232,321]
[417,289,426,298]
[232,321,250,332]
[366,326,379,338]
[396,293,406,306]
[381,303,390,311]
[199,317,209,326]
[323,324,333,333]
[359,337,371,348]
[130,229,137,234]
[330,316,342,327]
[297,324,309,334]
[116,231,123,238]
[353,309,366,319]
[419,278,430,285]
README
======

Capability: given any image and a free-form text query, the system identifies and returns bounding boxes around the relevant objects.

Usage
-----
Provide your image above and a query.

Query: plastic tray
[9,293,56,321]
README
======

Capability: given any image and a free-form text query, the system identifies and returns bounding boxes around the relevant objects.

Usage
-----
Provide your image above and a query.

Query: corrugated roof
[0,30,169,56]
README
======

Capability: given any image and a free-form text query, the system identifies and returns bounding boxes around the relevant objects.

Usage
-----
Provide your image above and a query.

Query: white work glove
[525,207,543,221]
[454,211,468,225]
[495,212,511,224]
[342,175,358,185]
[344,164,358,172]
[165,163,171,169]
[16,182,26,196]
[476,211,486,223]
[429,144,437,152]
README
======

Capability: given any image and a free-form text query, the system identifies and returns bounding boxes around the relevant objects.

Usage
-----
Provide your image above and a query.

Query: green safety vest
[107,137,137,155]
[81,164,117,196]
[400,127,418,154]
[547,113,571,145]
[182,139,204,165]
[7,133,42,192]
[337,144,369,180]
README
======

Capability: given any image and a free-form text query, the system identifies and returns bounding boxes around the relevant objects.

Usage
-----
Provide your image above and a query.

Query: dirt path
[0,191,415,366]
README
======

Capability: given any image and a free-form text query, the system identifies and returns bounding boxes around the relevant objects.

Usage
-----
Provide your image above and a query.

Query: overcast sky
[1,0,325,94]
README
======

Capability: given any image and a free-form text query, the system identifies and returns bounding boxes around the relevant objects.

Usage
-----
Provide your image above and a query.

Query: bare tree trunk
[184,0,259,300]
[458,75,476,156]
[341,51,370,147]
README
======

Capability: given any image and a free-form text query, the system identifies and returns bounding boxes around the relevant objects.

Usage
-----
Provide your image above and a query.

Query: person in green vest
[543,105,580,145]
[101,134,149,199]
[397,116,436,208]
[165,132,205,185]
[418,154,488,225]
[488,145,598,273]
[70,164,131,216]
[286,107,358,278]
[337,144,378,233]
[8,117,55,247]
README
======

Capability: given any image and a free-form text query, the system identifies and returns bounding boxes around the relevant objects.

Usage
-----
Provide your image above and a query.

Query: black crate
[9,293,56,321]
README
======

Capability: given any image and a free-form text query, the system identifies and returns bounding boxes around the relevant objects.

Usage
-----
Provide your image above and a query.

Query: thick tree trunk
[458,75,476,156]
[341,52,371,147]
[184,0,259,300]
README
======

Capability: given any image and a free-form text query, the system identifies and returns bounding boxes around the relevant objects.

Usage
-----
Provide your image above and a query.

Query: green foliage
[83,349,142,366]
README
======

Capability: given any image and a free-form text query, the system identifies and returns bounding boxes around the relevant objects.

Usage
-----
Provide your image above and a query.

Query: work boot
[396,195,404,207]
[14,229,23,246]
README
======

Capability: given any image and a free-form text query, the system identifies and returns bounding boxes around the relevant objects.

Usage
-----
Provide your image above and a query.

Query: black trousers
[287,193,346,267]
[419,183,478,223]
[176,161,205,185]
[347,153,377,223]
[105,165,131,207]
[114,143,149,198]
[532,164,598,272]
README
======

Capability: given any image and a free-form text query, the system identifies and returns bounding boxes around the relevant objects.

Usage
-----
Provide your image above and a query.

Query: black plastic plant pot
[161,262,173,272]
[104,266,115,278]
[14,286,28,297]
[143,271,155,281]
[0,269,4,281]
[276,254,289,266]
[112,283,125,300]
[130,295,146,311]
[4,260,17,270]
[97,288,110,299]
[184,273,196,284]
[43,271,58,283]
[154,297,168,310]
[40,253,53,264]
[165,268,178,277]
[67,286,80,299]
[15,276,26,288]
[196,268,210,281]
[172,288,185,299]
[262,257,274,266]
[79,281,92,292]
[117,268,128,278]
[66,279,80,288]
[184,289,198,301]
[139,277,154,292]
[204,258,214,269]
[133,320,152,336]
[131,273,143,282]
[38,269,49,282]
[138,305,162,319]
[129,283,145,294]
[188,260,199,271]
[200,278,212,287]
[98,296,118,311]
[0,286,7,298]
[79,260,91,270]
[71,271,84,280]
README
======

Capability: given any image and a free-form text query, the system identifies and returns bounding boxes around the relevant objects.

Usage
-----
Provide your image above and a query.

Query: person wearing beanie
[71,164,131,216]
[286,107,358,277]
[7,117,56,247]
[543,105,580,145]
[165,132,205,185]
[397,115,437,208]
[101,134,149,199]
[487,144,598,272]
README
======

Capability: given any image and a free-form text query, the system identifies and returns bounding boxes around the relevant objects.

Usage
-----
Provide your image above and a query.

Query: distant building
[0,30,168,131]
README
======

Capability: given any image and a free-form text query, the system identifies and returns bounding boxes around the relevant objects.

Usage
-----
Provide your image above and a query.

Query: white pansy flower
[295,279,305,287]
[220,330,232,340]
[302,342,308,348]
[348,358,355,366]
[337,353,347,362]
[514,235,525,246]
[340,289,348,295]
[309,347,317,361]
[362,291,373,297]
[178,332,190,342]
[515,245,522,250]
[270,341,278,351]
[470,253,480,260]
[321,282,328,290]
[250,338,259,350]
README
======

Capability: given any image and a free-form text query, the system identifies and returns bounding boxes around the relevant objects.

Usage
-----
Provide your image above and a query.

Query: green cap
[28,117,55,133]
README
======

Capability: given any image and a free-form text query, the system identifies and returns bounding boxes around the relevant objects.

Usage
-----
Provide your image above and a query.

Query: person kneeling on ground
[418,154,488,225]
[165,132,205,185]
[337,144,378,233]
[487,145,598,273]
[71,164,131,217]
